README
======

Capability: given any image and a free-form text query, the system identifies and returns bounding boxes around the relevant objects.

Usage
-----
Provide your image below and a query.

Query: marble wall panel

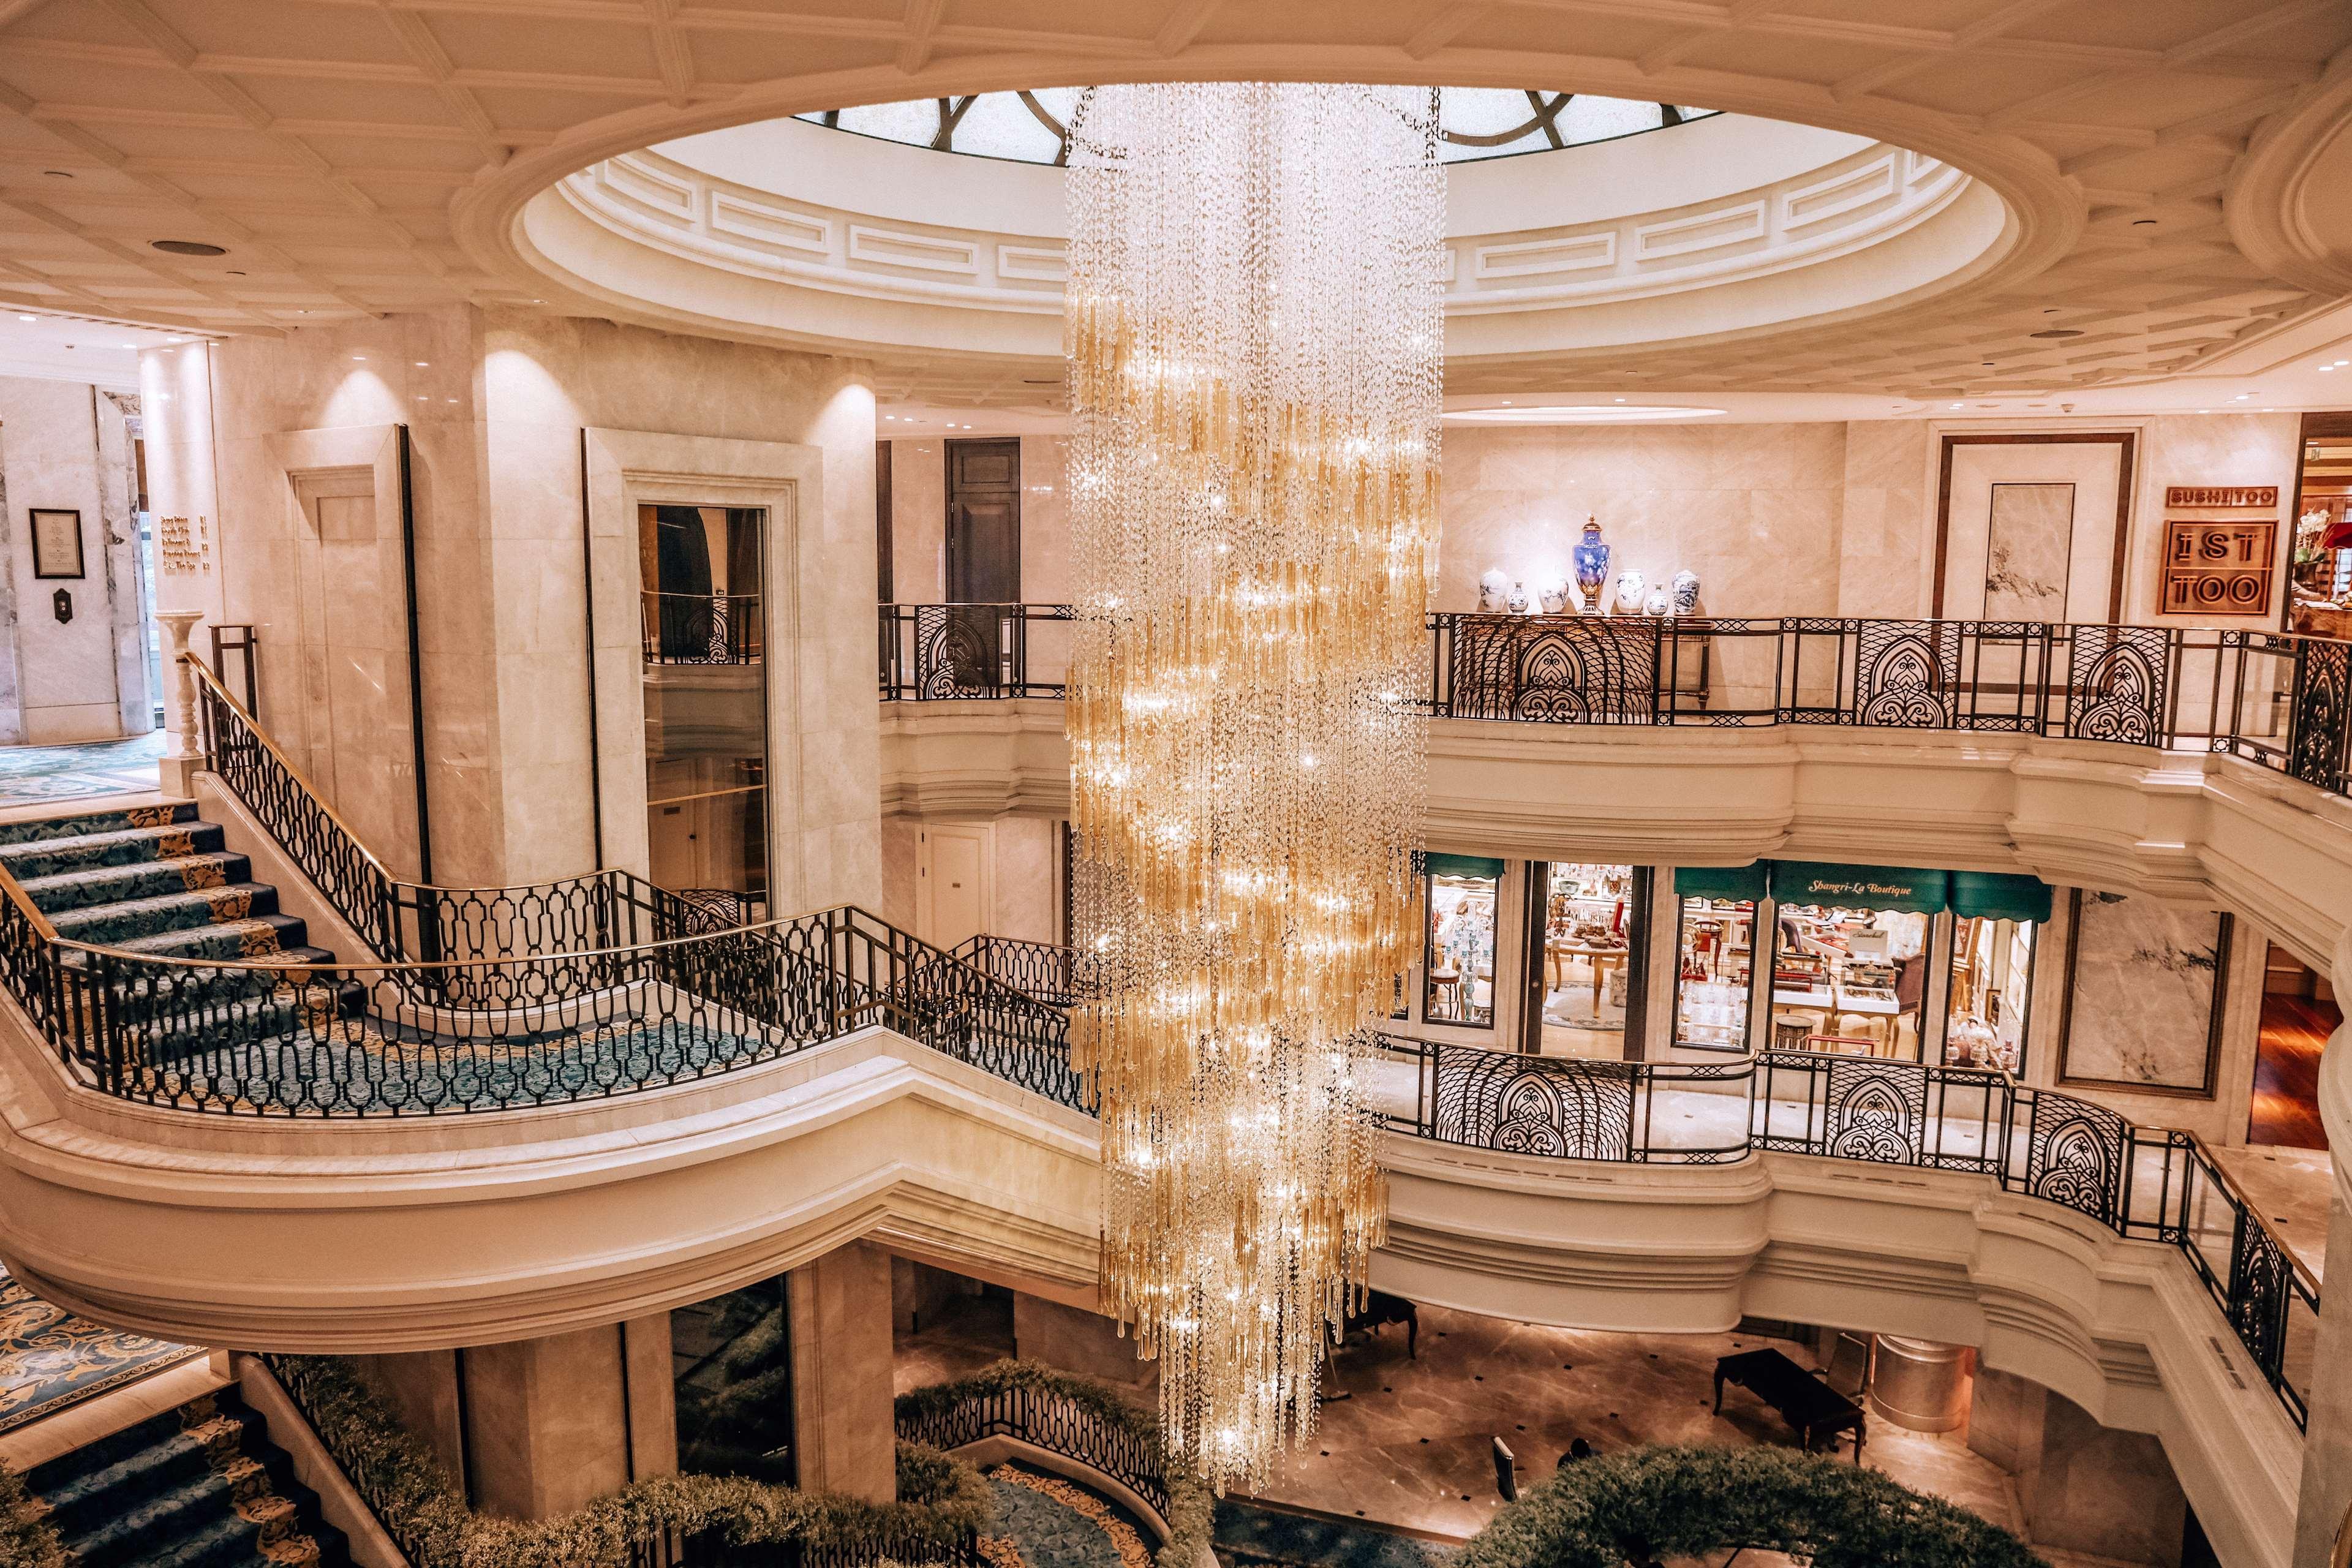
[1838,419,1934,617]
[886,439,946,603]
[1436,424,1849,620]
[0,377,135,742]
[2122,412,2301,628]
[2058,891,2227,1095]
[992,813,1058,943]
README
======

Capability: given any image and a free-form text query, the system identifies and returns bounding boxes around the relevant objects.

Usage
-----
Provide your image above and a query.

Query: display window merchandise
[1539,862,1637,1052]
[1424,858,1500,1028]
[1943,915,2037,1074]
[1769,902,1928,1060]
[1668,862,2051,1067]
[1676,897,1755,1050]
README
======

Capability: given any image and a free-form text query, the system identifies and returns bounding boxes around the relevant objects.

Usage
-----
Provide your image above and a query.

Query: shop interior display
[1768,904,1927,1060]
[2291,417,2352,637]
[1540,863,1635,1036]
[1676,896,1755,1050]
[1944,916,2034,1074]
[1427,869,1498,1026]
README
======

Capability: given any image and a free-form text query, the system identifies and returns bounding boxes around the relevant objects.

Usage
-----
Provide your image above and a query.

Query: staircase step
[0,801,195,848]
[20,852,253,914]
[0,819,225,878]
[131,978,368,1066]
[86,914,314,963]
[26,1391,347,1568]
[48,883,281,943]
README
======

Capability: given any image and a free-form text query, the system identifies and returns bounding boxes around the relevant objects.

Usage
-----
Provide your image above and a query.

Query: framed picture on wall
[29,508,84,579]
[2055,889,2231,1098]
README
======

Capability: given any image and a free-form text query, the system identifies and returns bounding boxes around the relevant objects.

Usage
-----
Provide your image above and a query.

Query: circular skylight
[796,89,1718,166]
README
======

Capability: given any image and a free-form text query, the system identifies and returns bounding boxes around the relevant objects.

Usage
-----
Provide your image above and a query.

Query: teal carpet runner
[21,1387,349,1568]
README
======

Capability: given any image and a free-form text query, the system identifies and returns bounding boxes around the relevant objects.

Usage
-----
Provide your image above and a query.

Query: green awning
[1675,863,1768,902]
[1949,870,2053,924]
[1423,852,1505,881]
[1769,861,1948,915]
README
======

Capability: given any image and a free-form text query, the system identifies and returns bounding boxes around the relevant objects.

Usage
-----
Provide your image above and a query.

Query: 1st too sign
[2160,519,2275,616]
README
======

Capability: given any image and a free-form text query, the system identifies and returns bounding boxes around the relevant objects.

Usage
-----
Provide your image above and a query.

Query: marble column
[2293,921,2352,1566]
[788,1241,897,1502]
[1013,1292,1155,1390]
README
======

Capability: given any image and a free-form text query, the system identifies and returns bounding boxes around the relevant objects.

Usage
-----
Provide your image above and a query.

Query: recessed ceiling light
[164,336,185,344]
[2030,329,2083,339]
[41,170,70,178]
[2335,360,2348,367]
[415,361,428,367]
[13,315,30,322]
[2132,218,2157,227]
[2322,367,2335,374]
[149,238,227,256]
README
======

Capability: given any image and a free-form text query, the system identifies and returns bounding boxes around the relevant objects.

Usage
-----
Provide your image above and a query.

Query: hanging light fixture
[1065,81,1443,1493]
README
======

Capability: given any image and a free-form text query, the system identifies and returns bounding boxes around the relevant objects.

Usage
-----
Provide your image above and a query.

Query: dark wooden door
[946,438,1020,604]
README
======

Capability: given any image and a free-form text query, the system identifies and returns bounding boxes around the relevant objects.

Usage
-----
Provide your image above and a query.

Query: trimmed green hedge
[1454,1443,2048,1568]
[893,1359,1213,1568]
[0,1465,66,1568]
[271,1356,990,1568]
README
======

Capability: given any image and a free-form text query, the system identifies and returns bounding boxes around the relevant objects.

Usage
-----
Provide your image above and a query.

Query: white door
[916,824,993,951]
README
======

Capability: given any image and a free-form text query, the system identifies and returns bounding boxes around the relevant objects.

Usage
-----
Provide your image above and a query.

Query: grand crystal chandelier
[1065,82,1443,1493]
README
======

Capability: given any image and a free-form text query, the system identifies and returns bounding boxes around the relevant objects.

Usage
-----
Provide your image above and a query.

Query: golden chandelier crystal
[1065,81,1443,1493]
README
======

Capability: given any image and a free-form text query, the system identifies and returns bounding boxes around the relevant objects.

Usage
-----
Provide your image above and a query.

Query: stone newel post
[157,609,205,796]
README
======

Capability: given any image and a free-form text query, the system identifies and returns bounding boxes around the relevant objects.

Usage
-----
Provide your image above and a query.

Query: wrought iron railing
[1372,1035,2320,1427]
[875,607,2352,801]
[878,603,1071,700]
[947,933,1089,1008]
[894,1380,1170,1521]
[644,590,763,665]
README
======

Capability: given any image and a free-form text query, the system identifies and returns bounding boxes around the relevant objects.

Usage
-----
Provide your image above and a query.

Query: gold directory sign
[158,514,212,575]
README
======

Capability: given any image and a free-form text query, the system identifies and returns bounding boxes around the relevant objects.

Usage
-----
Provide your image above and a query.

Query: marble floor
[2208,1141,2333,1282]
[903,1295,2153,1567]
[0,731,164,807]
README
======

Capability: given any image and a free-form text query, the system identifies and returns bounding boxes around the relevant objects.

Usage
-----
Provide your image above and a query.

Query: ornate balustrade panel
[643,590,763,665]
[891,606,2352,804]
[894,1383,1171,1520]
[879,603,1072,701]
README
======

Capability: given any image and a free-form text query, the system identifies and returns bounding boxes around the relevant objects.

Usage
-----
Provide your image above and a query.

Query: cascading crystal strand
[1064,82,1442,1494]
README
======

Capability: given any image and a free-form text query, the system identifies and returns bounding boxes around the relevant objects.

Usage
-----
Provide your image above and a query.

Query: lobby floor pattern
[0,731,164,806]
[0,1261,201,1434]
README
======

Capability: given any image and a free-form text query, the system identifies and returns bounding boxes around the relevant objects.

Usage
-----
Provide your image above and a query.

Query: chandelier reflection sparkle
[1065,82,1442,1493]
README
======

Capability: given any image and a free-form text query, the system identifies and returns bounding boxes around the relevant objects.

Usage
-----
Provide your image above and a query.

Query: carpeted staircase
[20,1387,349,1568]
[0,802,332,968]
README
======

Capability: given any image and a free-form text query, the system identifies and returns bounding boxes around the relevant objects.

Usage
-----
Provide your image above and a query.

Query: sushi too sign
[2158,484,2277,617]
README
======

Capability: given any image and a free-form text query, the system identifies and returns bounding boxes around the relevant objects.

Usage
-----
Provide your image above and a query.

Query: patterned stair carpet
[1210,1499,1458,1568]
[0,1263,201,1435]
[982,1463,1156,1568]
[0,732,165,807]
[21,1387,349,1568]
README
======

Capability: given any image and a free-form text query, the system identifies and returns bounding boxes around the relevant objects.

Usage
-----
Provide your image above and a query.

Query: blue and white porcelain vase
[1572,516,1610,613]
[1507,581,1531,615]
[1672,568,1702,616]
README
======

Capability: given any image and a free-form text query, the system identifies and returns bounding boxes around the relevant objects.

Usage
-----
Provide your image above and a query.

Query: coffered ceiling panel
[0,0,2331,393]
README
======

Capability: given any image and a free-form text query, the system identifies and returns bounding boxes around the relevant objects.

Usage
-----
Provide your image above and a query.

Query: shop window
[1675,895,1754,1050]
[1425,865,1498,1027]
[1768,904,1928,1060]
[1943,915,2036,1074]
[1537,863,1637,1047]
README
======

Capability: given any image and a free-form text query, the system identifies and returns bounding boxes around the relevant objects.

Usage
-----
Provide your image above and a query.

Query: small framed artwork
[29,509,85,579]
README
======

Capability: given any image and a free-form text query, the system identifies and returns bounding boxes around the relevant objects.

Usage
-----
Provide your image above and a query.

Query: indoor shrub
[1453,1442,2048,1568]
